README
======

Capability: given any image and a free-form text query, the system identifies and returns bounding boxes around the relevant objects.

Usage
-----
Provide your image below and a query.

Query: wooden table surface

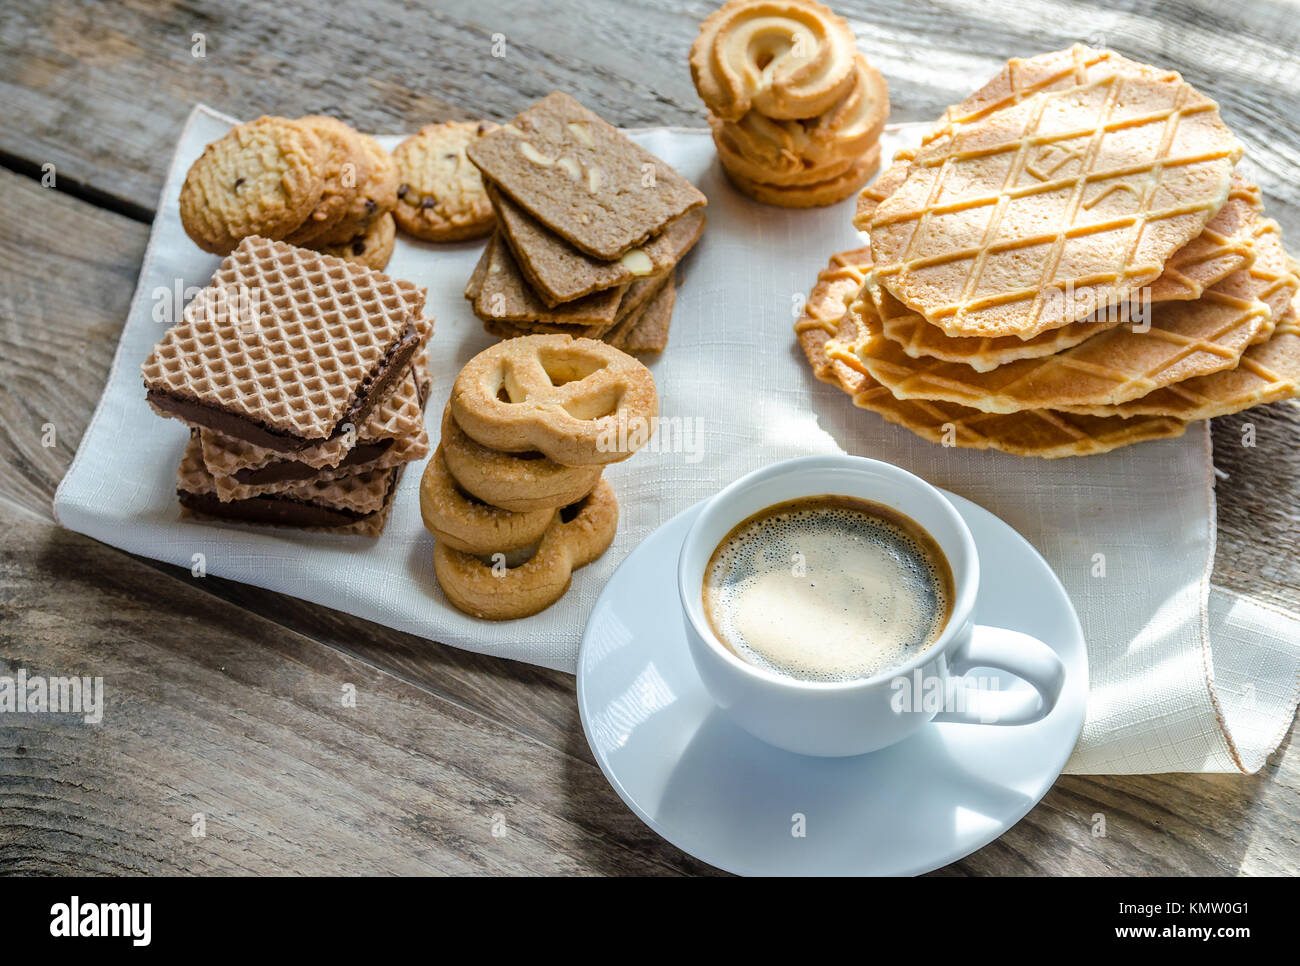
[2,0,1298,876]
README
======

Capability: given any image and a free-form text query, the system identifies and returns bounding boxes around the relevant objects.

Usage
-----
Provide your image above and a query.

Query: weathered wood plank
[3,514,1292,875]
[1212,406,1300,614]
[4,0,1300,227]
[0,515,719,875]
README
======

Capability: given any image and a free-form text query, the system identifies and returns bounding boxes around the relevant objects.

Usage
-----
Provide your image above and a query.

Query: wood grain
[1,0,1298,875]
[5,0,1300,226]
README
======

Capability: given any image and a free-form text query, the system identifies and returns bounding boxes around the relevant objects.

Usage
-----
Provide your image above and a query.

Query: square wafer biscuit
[200,352,430,482]
[209,426,429,502]
[143,236,426,453]
[177,433,401,535]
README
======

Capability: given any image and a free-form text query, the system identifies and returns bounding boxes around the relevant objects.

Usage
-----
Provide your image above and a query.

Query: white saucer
[576,491,1088,876]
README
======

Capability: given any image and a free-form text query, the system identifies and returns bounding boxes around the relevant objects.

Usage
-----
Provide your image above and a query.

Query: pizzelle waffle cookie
[789,46,1300,459]
[144,236,434,536]
[1056,295,1300,419]
[180,115,403,269]
[874,173,1264,372]
[463,92,705,353]
[868,72,1243,341]
[691,1,889,207]
[794,248,1188,457]
[421,335,658,619]
[853,220,1296,415]
[853,46,1181,230]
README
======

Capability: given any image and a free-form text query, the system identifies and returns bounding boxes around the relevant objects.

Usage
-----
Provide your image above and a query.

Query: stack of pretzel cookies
[420,335,659,619]
[796,46,1300,457]
[690,0,888,207]
[180,115,401,270]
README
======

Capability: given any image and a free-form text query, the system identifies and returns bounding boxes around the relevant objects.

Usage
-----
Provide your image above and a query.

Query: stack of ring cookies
[179,115,400,269]
[421,334,659,620]
[690,0,889,207]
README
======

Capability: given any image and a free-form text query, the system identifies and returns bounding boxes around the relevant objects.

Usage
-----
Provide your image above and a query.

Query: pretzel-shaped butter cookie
[689,0,858,122]
[420,445,554,554]
[439,405,603,512]
[433,479,619,620]
[449,334,658,466]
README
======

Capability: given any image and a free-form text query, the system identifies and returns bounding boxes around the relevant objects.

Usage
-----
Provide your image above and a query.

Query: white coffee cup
[677,455,1066,757]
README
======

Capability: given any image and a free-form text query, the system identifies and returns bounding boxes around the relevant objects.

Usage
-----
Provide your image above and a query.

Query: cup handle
[933,624,1067,726]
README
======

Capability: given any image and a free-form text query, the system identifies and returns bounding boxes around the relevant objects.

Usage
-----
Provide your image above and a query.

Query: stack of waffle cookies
[797,46,1300,458]
[142,236,432,534]
[462,92,707,354]
[420,335,658,620]
[690,0,889,208]
[180,115,400,270]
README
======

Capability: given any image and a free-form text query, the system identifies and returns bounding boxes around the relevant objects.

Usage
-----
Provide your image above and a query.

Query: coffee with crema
[702,495,954,682]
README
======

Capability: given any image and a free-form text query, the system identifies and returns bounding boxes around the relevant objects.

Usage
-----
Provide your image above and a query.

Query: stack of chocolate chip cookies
[462,92,707,354]
[420,334,658,619]
[142,236,433,534]
[179,115,400,270]
[690,0,889,207]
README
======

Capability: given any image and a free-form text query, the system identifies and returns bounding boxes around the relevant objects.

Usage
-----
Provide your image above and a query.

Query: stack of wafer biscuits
[142,236,432,533]
[461,92,707,354]
[690,0,888,207]
[420,335,658,619]
[180,115,400,270]
[796,46,1300,458]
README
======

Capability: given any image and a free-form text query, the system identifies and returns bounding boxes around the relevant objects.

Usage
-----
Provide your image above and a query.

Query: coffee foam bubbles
[702,500,951,683]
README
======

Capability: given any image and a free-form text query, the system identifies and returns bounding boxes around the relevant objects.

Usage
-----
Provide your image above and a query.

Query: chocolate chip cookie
[393,121,498,242]
[317,212,396,270]
[284,115,371,246]
[179,116,327,255]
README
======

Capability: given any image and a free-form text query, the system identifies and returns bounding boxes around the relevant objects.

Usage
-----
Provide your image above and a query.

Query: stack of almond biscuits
[420,334,658,619]
[797,46,1300,458]
[143,236,432,534]
[690,0,889,207]
[461,92,708,354]
[180,115,399,270]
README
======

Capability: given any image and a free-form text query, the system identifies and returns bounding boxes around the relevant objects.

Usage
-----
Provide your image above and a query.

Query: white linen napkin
[55,105,1300,775]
